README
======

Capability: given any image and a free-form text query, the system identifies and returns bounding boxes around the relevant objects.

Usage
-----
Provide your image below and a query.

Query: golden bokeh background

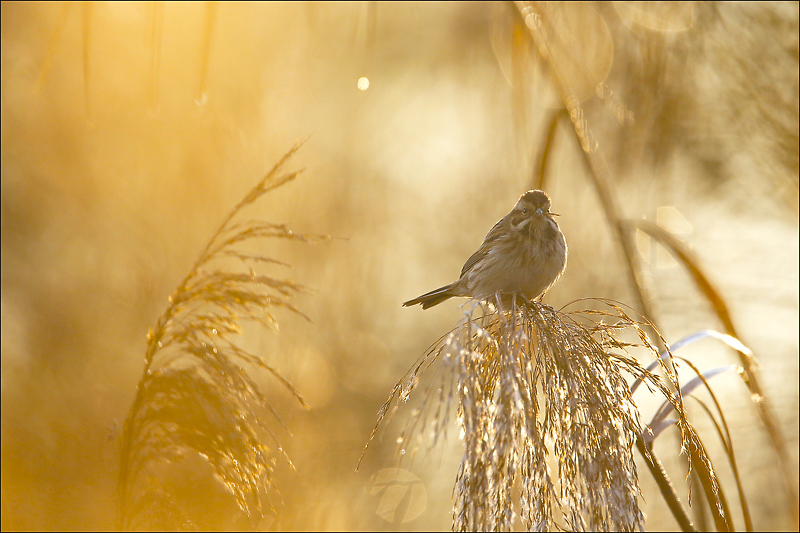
[2,2,797,530]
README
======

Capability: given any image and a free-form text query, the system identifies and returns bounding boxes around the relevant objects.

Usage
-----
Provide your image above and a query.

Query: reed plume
[117,144,318,530]
[365,297,731,531]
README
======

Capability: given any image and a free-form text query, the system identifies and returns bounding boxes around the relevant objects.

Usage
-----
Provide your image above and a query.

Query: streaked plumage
[403,190,567,309]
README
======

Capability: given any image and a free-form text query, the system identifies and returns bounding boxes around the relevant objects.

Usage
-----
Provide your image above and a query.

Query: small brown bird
[403,190,567,310]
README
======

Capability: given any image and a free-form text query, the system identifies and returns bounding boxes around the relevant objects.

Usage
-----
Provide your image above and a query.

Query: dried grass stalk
[118,143,319,530]
[366,298,715,532]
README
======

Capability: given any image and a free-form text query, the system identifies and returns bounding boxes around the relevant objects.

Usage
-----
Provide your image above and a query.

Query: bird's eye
[522,208,528,215]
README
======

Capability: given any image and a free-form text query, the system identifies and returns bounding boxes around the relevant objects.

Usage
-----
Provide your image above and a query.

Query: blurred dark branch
[531,108,564,191]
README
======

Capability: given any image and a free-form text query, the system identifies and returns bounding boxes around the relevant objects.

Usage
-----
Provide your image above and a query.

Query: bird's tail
[402,285,454,309]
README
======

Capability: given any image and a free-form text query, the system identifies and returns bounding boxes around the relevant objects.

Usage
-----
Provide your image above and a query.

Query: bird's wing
[460,249,487,278]
[459,218,506,278]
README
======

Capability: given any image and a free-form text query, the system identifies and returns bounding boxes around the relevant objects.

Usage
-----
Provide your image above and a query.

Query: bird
[403,190,567,310]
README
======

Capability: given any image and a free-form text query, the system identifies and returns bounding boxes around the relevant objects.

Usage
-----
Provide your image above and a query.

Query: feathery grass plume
[365,297,718,531]
[118,143,318,530]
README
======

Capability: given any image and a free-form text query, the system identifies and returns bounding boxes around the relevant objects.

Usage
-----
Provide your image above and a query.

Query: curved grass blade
[628,219,795,519]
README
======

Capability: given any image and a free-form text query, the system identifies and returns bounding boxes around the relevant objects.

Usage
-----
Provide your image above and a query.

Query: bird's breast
[465,220,566,300]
